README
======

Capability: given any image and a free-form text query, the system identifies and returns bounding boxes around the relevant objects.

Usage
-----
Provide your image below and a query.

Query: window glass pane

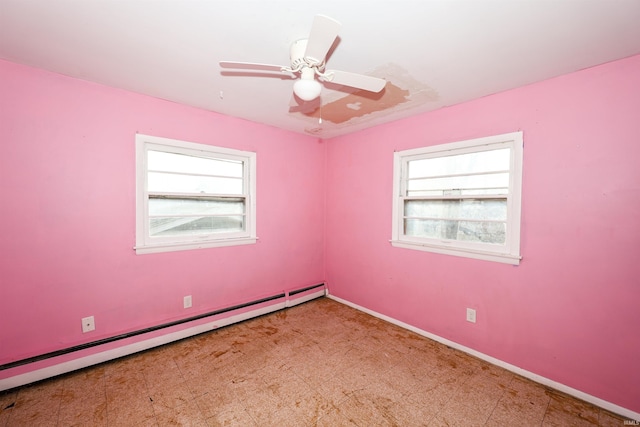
[148,151,243,177]
[149,197,245,216]
[408,148,510,179]
[405,199,507,221]
[150,216,244,237]
[148,172,243,194]
[404,218,506,244]
[407,172,509,196]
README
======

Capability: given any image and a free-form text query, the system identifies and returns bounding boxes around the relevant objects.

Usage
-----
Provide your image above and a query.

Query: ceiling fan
[220,15,386,102]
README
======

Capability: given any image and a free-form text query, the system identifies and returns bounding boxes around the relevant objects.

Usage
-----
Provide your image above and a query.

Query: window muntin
[136,134,256,254]
[392,132,523,264]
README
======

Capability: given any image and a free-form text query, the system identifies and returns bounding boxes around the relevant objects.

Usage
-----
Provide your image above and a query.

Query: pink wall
[0,60,324,370]
[325,54,640,412]
[1,54,639,413]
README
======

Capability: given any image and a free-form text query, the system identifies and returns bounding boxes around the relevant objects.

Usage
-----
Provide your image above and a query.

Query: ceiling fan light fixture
[220,15,387,104]
[293,76,322,101]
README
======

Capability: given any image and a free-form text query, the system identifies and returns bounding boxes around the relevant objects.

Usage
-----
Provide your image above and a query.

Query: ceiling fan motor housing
[290,39,324,72]
[220,15,386,101]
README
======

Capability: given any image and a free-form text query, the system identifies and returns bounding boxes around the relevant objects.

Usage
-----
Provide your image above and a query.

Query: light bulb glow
[293,78,322,101]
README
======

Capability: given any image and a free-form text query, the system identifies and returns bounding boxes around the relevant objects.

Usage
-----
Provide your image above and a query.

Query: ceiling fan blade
[219,61,287,73]
[304,15,341,64]
[325,70,386,93]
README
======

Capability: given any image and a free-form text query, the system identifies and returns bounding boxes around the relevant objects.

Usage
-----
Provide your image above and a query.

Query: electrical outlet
[81,316,95,333]
[466,308,477,323]
[183,295,192,309]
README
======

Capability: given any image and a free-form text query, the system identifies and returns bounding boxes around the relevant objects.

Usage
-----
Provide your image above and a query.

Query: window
[391,132,523,265]
[135,134,256,254]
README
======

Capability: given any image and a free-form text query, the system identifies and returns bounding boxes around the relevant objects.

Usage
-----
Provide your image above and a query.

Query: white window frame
[391,131,523,265]
[135,134,257,254]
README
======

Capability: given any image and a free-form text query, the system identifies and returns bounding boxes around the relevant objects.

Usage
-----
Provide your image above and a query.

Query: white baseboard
[0,288,325,392]
[327,293,640,421]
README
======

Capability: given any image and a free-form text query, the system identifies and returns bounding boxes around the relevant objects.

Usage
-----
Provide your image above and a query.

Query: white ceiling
[2,1,640,139]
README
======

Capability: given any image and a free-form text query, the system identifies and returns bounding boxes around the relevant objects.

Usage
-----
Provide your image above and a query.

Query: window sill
[390,240,521,265]
[135,237,257,254]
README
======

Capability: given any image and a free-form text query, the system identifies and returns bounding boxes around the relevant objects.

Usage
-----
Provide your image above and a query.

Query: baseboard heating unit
[0,283,326,391]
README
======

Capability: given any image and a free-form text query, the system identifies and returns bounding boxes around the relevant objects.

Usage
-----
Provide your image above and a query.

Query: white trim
[391,131,523,265]
[135,134,257,254]
[326,293,640,421]
[133,237,257,254]
[390,239,522,265]
[0,287,326,392]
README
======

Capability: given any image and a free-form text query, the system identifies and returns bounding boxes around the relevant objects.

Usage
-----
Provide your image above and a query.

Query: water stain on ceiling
[296,63,439,135]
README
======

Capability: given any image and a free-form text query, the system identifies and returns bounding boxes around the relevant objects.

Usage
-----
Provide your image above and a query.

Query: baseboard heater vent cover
[0,283,325,390]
